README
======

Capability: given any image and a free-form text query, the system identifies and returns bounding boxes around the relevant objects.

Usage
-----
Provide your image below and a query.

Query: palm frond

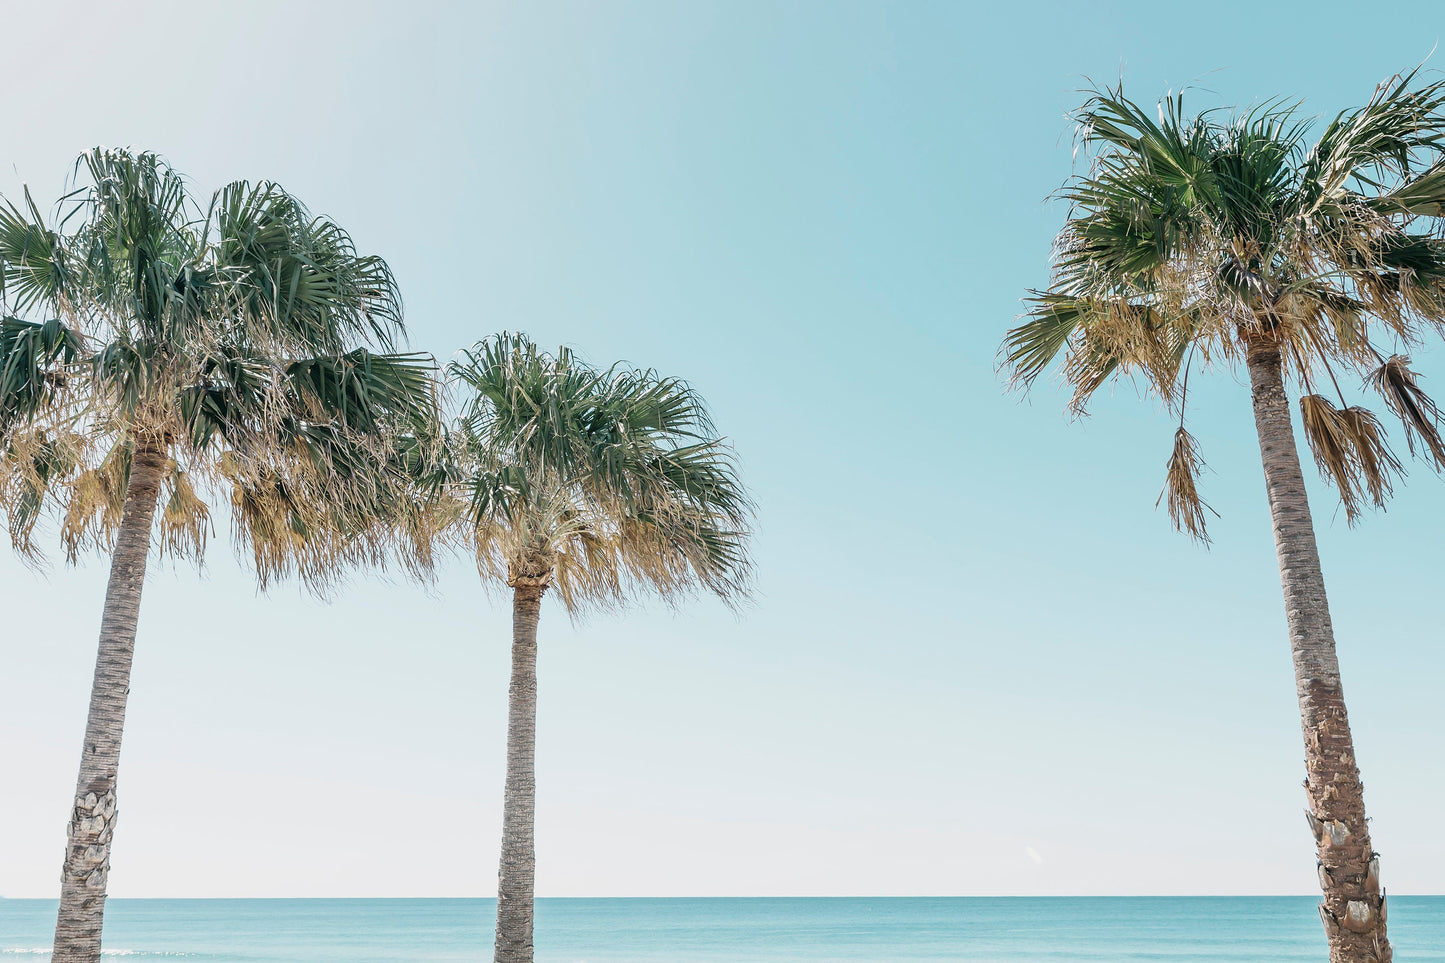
[61,443,131,562]
[212,181,403,353]
[0,428,84,557]
[1366,354,1445,469]
[0,192,69,314]
[0,147,431,589]
[1,317,83,428]
[1011,73,1445,528]
[1370,158,1445,216]
[1004,295,1084,388]
[158,462,211,558]
[1305,70,1445,205]
[449,332,753,614]
[73,149,199,336]
[284,350,436,431]
[1157,426,1215,541]
[1298,394,1402,523]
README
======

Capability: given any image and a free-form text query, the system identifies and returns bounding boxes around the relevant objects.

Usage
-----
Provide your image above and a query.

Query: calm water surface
[2,897,1442,962]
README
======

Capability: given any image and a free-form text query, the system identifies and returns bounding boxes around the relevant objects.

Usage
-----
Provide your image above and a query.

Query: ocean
[2,897,1442,961]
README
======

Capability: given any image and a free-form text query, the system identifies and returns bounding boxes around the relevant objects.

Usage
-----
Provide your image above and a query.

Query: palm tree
[0,149,438,963]
[446,333,752,963]
[1003,73,1445,963]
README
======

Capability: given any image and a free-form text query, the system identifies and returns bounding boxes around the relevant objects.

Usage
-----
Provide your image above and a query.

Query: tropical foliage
[0,149,438,580]
[1005,71,1445,532]
[448,333,752,610]
[1004,72,1445,963]
[0,148,438,963]
[446,333,752,963]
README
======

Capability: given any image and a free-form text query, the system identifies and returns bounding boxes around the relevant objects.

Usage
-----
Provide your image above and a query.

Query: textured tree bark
[1247,345,1390,963]
[494,580,545,963]
[50,444,166,963]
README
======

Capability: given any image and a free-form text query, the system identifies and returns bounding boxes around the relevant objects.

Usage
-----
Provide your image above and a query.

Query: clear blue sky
[2,0,1443,898]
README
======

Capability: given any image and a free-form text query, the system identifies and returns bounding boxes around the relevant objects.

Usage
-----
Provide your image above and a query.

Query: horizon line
[4,894,1443,901]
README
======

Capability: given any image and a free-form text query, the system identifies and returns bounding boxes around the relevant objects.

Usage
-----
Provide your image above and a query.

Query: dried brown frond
[1156,427,1216,542]
[62,444,131,562]
[1298,394,1403,523]
[0,150,445,597]
[393,496,461,583]
[1015,79,1445,540]
[475,489,614,613]
[0,427,87,558]
[1366,354,1445,469]
[1061,302,1187,413]
[157,462,211,559]
[230,476,339,593]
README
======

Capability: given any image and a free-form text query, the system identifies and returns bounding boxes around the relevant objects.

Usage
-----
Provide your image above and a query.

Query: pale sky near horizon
[2,0,1444,899]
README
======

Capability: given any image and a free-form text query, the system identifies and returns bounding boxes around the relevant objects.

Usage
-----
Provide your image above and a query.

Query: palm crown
[447,332,752,611]
[1004,72,1445,535]
[0,148,438,584]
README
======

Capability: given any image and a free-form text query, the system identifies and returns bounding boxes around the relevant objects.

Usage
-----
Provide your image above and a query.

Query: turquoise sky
[2,0,1444,898]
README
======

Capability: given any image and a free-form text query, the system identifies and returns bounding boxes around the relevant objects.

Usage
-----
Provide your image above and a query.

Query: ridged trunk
[1247,345,1390,963]
[494,580,545,963]
[51,444,167,963]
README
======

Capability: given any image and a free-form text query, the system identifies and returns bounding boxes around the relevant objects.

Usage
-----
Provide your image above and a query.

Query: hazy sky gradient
[2,0,1444,898]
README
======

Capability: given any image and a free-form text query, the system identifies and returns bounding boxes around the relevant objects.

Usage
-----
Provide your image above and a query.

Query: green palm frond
[447,332,753,613]
[1,317,83,427]
[1370,159,1445,217]
[1305,70,1445,204]
[1004,295,1086,389]
[0,147,437,590]
[212,180,402,353]
[1006,73,1445,529]
[283,350,436,431]
[0,191,69,314]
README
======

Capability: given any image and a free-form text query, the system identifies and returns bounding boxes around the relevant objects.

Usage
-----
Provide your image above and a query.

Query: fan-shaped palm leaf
[0,148,440,963]
[446,333,751,963]
[1003,73,1445,963]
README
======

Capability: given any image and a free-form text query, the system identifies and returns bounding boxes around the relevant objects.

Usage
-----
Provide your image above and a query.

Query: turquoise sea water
[1,897,1442,962]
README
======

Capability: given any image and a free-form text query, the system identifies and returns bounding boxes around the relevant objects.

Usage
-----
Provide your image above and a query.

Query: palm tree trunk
[1247,344,1390,963]
[51,444,167,963]
[494,579,545,963]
